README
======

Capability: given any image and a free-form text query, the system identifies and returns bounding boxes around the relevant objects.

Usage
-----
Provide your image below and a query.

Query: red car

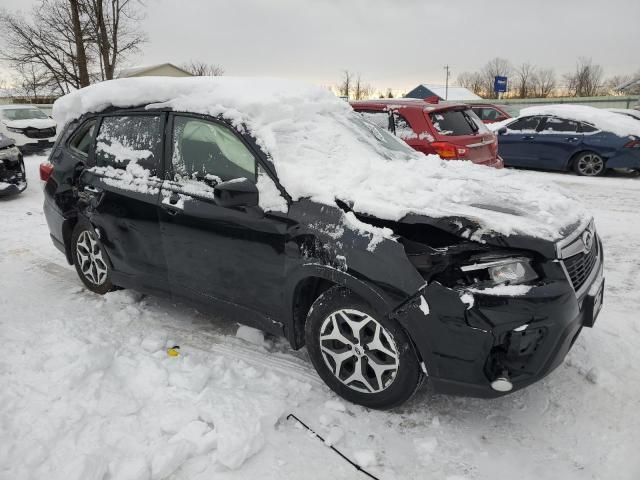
[470,103,512,124]
[351,98,503,168]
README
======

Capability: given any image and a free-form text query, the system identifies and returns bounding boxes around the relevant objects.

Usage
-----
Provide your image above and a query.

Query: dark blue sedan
[496,114,640,176]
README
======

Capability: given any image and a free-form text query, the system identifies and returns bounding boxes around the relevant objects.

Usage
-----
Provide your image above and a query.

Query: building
[404,84,481,102]
[117,63,193,78]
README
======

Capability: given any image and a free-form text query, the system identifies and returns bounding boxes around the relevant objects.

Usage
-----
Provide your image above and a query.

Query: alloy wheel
[75,230,108,286]
[319,308,400,393]
[577,153,604,176]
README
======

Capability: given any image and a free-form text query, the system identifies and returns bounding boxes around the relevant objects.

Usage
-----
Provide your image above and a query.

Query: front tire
[573,152,605,177]
[305,286,423,409]
[71,221,115,294]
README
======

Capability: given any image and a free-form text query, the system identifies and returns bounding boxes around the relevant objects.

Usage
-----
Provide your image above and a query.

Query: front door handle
[566,137,580,142]
[84,185,102,194]
[523,135,535,140]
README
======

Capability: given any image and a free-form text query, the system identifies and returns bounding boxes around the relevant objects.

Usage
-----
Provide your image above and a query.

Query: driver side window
[171,116,257,184]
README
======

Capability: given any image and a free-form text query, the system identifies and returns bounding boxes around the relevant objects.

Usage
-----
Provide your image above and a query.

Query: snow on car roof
[520,104,640,138]
[53,77,588,241]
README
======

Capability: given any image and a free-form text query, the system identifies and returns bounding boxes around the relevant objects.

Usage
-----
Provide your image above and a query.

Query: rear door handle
[84,185,102,194]
[161,204,182,216]
[523,135,535,140]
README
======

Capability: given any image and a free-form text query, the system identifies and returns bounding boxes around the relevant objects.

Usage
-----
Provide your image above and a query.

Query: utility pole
[444,65,451,100]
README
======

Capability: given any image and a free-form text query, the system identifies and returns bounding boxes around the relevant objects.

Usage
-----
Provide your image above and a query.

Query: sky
[1,0,638,94]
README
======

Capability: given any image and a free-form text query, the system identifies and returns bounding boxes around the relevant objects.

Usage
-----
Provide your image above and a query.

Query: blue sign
[494,76,508,93]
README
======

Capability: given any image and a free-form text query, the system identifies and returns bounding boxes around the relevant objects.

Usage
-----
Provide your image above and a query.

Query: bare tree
[352,74,372,100]
[457,71,484,96]
[338,70,353,98]
[565,57,604,97]
[14,63,51,99]
[181,60,225,76]
[480,57,512,98]
[515,62,536,98]
[530,68,557,98]
[84,0,146,81]
[0,0,145,93]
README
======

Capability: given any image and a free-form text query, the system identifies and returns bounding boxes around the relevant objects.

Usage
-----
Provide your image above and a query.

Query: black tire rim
[76,230,108,286]
[319,308,399,394]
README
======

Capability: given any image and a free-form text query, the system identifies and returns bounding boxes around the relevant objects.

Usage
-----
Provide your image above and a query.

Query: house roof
[419,84,481,101]
[117,63,193,78]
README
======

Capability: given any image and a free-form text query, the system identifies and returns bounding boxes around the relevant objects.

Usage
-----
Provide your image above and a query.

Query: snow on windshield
[0,107,49,121]
[520,104,640,138]
[53,77,588,241]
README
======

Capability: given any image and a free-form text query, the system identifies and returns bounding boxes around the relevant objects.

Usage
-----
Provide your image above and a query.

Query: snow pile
[53,77,589,240]
[519,104,640,138]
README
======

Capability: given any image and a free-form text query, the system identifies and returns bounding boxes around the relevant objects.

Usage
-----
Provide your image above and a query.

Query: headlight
[461,257,538,286]
[0,146,21,161]
[6,127,24,134]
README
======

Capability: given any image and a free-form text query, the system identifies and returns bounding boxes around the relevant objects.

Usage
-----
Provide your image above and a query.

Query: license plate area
[583,278,604,328]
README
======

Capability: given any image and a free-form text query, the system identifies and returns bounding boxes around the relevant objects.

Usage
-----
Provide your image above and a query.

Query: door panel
[159,114,289,320]
[531,118,583,170]
[80,113,168,288]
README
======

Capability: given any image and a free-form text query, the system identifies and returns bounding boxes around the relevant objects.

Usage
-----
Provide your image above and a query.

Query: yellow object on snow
[167,346,180,357]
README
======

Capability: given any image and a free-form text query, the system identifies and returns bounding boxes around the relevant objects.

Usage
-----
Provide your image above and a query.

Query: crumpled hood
[4,118,56,130]
[388,208,589,259]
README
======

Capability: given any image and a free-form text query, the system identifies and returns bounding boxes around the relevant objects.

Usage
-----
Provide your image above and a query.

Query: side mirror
[214,177,259,208]
[497,127,508,135]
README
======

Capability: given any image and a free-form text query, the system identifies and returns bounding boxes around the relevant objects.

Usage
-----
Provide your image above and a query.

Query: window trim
[66,118,99,161]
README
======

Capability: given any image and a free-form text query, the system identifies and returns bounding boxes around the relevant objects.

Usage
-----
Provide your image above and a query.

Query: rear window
[429,109,478,136]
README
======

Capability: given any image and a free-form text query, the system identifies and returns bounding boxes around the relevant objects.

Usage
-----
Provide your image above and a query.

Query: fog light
[490,376,513,392]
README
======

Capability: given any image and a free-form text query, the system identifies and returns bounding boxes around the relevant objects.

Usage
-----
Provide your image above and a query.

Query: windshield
[1,108,49,121]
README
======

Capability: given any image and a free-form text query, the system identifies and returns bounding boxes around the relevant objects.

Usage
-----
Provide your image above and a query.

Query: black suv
[43,79,604,409]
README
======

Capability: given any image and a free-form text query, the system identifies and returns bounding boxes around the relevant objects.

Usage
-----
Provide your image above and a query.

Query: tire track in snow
[2,246,325,389]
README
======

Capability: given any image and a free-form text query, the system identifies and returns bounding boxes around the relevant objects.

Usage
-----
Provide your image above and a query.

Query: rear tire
[71,221,115,295]
[305,286,423,409]
[573,152,605,177]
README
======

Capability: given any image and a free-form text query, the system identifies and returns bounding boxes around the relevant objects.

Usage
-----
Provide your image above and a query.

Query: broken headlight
[461,257,538,286]
[0,146,21,161]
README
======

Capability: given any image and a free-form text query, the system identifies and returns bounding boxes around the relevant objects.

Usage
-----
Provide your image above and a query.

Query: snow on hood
[53,77,589,241]
[519,104,640,138]
[4,118,56,130]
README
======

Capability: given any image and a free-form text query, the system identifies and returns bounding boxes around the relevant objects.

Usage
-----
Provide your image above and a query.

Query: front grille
[563,241,599,291]
[24,127,56,139]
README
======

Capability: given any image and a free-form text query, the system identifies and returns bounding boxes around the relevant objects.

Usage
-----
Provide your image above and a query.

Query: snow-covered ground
[1,153,639,480]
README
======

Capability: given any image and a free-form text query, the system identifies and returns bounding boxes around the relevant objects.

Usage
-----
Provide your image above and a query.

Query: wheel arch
[568,149,606,171]
[285,265,392,350]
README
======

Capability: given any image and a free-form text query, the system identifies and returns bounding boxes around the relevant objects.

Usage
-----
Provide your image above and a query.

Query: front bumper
[393,236,604,398]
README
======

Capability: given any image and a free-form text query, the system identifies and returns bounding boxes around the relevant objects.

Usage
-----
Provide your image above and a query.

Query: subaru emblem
[582,230,594,253]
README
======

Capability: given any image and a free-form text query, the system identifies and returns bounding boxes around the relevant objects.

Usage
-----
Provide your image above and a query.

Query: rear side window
[542,117,579,133]
[506,116,544,132]
[473,107,501,121]
[95,115,163,175]
[580,122,598,133]
[357,111,391,131]
[69,120,96,157]
[429,109,478,136]
[392,113,416,139]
